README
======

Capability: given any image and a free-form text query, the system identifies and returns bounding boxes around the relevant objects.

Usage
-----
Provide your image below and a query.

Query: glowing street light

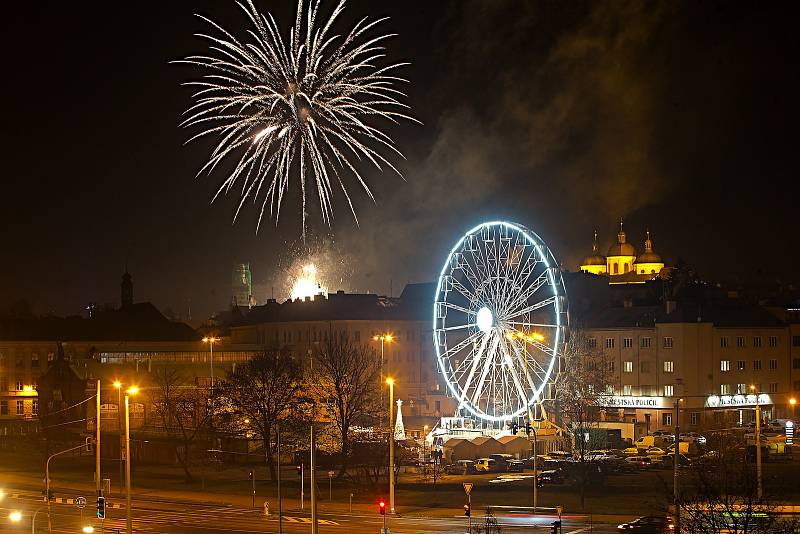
[113,381,124,494]
[126,386,139,395]
[83,526,95,533]
[124,386,139,534]
[386,377,396,514]
[8,511,22,523]
[202,336,220,395]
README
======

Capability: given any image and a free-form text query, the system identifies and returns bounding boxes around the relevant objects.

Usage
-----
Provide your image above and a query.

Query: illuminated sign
[704,394,772,408]
[786,421,794,445]
[596,396,671,409]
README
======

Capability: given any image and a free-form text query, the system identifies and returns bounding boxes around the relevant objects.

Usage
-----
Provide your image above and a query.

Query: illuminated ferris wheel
[433,221,568,423]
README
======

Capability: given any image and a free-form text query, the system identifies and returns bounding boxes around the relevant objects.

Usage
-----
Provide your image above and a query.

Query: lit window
[624,361,633,373]
[16,381,24,391]
[664,384,674,396]
[769,359,778,370]
[662,412,672,426]
[32,399,38,415]
[623,384,633,396]
[690,412,700,426]
[720,360,731,372]
[663,337,674,349]
[720,384,731,395]
[736,383,747,394]
[16,400,24,415]
[663,361,674,373]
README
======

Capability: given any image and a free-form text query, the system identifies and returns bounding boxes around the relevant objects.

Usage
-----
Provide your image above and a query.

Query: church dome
[607,220,636,257]
[581,230,606,266]
[637,230,662,263]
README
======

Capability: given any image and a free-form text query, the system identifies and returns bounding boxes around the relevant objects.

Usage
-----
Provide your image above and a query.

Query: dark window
[793,358,800,370]
[31,353,39,368]
[792,336,800,347]
[0,400,6,415]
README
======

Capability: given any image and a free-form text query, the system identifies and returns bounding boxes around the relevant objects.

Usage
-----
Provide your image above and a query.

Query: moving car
[617,515,674,533]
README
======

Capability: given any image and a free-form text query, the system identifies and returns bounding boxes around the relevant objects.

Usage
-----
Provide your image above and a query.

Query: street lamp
[386,377,396,514]
[750,385,762,500]
[114,381,124,494]
[790,398,797,418]
[514,330,544,516]
[82,526,95,533]
[202,336,220,395]
[8,511,22,523]
[124,386,139,534]
[374,334,394,428]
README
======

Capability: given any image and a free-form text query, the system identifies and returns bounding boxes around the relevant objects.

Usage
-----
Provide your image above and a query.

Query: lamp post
[124,386,138,534]
[515,331,543,516]
[202,336,220,395]
[387,377,396,514]
[374,334,393,429]
[674,397,683,534]
[114,381,124,495]
[751,385,762,500]
[790,397,797,418]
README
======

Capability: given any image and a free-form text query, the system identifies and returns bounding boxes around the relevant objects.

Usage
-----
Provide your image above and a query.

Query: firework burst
[177,0,416,236]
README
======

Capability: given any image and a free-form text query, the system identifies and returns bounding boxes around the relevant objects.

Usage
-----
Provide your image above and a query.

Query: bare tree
[676,439,799,534]
[555,329,614,508]
[309,338,381,478]
[219,350,303,480]
[149,366,211,483]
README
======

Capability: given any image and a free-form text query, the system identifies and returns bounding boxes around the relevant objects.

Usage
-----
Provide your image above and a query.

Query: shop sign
[596,395,671,409]
[705,394,771,408]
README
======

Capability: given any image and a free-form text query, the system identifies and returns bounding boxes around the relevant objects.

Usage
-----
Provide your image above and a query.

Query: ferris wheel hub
[476,306,493,333]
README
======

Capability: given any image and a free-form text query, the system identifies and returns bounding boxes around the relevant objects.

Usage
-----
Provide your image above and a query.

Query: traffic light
[550,520,561,534]
[378,499,386,515]
[96,496,106,519]
[463,503,471,517]
[296,465,302,475]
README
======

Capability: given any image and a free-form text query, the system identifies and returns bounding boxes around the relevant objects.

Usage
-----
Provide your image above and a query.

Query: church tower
[635,230,665,275]
[580,230,607,275]
[606,219,637,275]
[121,268,133,308]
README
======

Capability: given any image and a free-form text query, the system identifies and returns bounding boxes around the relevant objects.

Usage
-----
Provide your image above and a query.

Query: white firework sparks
[177,0,416,236]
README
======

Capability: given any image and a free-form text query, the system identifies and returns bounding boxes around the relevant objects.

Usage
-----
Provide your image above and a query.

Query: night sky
[2,1,798,322]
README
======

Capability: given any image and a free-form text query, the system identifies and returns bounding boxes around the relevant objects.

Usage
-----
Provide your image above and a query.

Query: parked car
[445,460,476,475]
[680,432,707,444]
[547,451,573,460]
[625,456,652,470]
[506,459,525,473]
[651,430,672,437]
[617,515,674,533]
[488,454,515,471]
[475,458,498,472]
[658,453,691,468]
[622,447,640,456]
[646,447,667,456]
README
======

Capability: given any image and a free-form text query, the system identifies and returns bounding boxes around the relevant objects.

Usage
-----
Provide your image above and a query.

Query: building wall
[606,255,635,275]
[587,321,795,432]
[232,320,457,418]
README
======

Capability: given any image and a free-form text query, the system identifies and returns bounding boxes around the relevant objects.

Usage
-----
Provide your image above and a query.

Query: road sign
[328,470,335,477]
[463,482,473,495]
[75,496,86,508]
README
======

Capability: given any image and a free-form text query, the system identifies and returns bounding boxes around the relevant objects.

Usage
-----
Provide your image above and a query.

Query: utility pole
[125,394,132,534]
[674,397,681,534]
[755,391,763,500]
[388,378,395,514]
[96,380,101,497]
[277,423,282,534]
[310,425,318,534]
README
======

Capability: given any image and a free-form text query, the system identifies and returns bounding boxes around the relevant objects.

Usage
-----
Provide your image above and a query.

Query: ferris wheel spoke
[471,335,500,408]
[498,270,548,319]
[456,333,491,411]
[505,295,557,321]
[449,277,480,307]
[440,323,477,332]
[499,340,530,416]
[439,330,482,360]
[436,301,476,317]
[505,321,559,330]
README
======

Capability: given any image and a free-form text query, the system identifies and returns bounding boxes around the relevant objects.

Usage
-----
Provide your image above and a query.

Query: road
[1,490,621,533]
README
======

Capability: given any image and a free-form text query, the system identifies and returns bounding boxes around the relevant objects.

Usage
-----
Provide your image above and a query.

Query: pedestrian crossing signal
[96,496,106,519]
[464,503,471,517]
